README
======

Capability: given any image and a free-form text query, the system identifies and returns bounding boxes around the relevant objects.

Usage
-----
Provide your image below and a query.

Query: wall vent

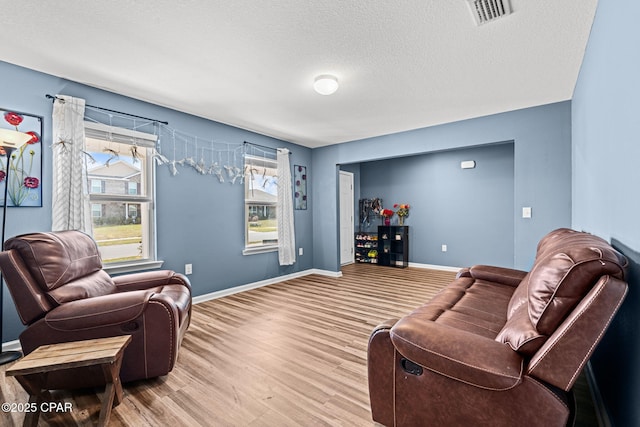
[467,0,512,25]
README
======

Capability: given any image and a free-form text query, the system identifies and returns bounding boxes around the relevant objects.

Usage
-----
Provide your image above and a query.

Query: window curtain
[277,148,296,265]
[51,95,93,234]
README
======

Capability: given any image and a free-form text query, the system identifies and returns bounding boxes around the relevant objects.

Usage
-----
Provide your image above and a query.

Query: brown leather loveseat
[0,230,192,388]
[368,228,628,426]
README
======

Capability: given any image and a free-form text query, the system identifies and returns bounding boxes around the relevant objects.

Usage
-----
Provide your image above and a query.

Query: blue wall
[1,59,574,347]
[0,60,313,342]
[572,0,640,424]
[314,101,572,273]
[357,143,515,268]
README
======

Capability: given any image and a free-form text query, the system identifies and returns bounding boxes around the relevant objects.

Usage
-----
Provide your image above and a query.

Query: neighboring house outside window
[243,154,278,254]
[88,160,143,225]
[85,122,157,266]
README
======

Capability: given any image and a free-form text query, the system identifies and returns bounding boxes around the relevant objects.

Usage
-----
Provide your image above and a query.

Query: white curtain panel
[277,148,296,265]
[51,95,93,234]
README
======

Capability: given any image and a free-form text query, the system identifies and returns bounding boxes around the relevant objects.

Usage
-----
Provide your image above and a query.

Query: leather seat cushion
[405,276,514,339]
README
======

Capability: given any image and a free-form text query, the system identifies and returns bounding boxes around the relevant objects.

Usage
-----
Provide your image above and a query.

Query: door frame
[339,170,355,265]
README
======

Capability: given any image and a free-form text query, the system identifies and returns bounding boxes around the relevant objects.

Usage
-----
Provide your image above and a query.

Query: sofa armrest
[390,317,523,390]
[113,270,191,293]
[468,265,528,287]
[456,267,472,278]
[44,290,155,331]
[372,318,399,334]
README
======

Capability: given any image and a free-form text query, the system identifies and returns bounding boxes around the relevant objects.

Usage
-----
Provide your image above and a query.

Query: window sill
[103,259,164,275]
[243,245,278,256]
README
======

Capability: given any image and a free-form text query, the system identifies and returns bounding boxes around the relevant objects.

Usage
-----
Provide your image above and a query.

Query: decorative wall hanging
[358,198,382,231]
[47,94,284,186]
[0,109,43,207]
[81,103,248,183]
[155,125,246,183]
[294,165,307,210]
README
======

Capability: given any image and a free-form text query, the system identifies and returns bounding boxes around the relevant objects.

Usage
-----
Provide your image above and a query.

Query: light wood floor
[0,264,599,426]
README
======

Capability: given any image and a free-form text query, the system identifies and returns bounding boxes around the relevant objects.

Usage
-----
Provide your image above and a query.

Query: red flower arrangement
[380,208,394,226]
[380,208,394,218]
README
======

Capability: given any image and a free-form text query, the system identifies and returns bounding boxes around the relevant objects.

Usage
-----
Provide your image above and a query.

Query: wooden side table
[6,335,132,427]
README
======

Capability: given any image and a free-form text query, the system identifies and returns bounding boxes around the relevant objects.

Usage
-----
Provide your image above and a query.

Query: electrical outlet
[299,247,303,256]
[185,263,193,275]
[441,244,447,252]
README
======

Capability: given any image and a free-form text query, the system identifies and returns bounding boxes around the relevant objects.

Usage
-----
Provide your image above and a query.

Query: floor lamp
[0,128,32,365]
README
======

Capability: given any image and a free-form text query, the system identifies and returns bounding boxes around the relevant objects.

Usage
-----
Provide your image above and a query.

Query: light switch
[522,207,532,218]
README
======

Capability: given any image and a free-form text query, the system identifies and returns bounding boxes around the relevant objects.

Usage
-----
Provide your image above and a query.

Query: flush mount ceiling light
[313,75,339,95]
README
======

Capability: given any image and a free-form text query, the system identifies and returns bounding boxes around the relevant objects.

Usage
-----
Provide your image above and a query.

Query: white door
[339,171,354,265]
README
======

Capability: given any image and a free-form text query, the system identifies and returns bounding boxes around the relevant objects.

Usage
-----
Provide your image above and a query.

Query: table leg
[97,357,124,427]
[14,374,47,427]
[22,394,41,427]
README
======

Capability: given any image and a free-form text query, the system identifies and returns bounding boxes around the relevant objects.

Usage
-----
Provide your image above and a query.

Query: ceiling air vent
[466,0,512,25]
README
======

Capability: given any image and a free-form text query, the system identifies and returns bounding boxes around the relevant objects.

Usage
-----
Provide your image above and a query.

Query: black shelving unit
[355,232,378,263]
[377,226,409,268]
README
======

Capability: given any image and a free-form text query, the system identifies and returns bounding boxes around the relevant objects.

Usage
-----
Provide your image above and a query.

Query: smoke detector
[466,0,512,25]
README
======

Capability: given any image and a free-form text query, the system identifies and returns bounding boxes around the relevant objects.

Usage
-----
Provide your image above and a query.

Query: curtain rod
[244,141,291,154]
[45,94,169,125]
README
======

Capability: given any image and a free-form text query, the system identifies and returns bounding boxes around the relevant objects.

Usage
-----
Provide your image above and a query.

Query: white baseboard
[192,268,342,305]
[1,340,22,353]
[309,268,344,278]
[408,262,462,273]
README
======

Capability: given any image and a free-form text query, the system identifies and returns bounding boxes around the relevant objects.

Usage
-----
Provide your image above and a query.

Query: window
[127,181,138,195]
[244,154,278,253]
[84,122,157,265]
[91,203,103,218]
[91,179,104,193]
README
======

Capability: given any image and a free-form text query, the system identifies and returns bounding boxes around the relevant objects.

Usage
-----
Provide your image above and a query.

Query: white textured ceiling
[1,1,597,148]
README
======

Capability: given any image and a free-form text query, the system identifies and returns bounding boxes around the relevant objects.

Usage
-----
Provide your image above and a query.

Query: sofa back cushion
[497,229,627,356]
[4,231,116,303]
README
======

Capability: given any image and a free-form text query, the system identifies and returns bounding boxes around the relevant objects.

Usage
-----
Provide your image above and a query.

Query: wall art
[294,165,307,210]
[1,109,43,207]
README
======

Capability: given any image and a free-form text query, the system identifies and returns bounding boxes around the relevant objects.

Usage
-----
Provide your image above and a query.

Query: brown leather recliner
[0,230,192,388]
[368,228,628,426]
